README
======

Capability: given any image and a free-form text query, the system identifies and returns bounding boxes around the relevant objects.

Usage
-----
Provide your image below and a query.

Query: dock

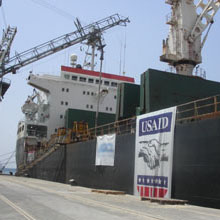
[0,175,220,220]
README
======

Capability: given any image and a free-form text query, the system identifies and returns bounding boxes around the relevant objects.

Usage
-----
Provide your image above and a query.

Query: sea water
[2,168,16,175]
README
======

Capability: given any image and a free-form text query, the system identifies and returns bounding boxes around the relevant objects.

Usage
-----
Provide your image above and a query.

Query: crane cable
[0,150,15,157]
[29,0,76,21]
[1,3,7,29]
[0,151,15,171]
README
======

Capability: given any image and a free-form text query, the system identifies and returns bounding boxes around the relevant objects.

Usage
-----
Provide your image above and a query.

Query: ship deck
[0,175,220,220]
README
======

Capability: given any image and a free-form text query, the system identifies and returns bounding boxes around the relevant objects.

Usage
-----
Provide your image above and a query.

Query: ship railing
[176,95,220,122]
[88,117,136,140]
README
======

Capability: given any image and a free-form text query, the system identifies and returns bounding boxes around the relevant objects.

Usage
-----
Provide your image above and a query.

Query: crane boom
[0,26,17,65]
[190,0,220,43]
[0,14,129,78]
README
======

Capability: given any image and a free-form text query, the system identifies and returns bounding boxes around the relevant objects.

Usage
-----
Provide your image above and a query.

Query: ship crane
[160,0,220,76]
[0,14,129,99]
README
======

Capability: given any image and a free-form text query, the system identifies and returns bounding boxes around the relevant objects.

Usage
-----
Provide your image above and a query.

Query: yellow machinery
[56,122,89,144]
[69,121,89,143]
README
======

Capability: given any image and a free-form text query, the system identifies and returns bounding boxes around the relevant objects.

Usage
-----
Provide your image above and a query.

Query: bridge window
[96,79,102,84]
[64,74,70,80]
[88,78,94,83]
[80,77,86,82]
[104,81,110,86]
[111,82,118,87]
[72,75,78,81]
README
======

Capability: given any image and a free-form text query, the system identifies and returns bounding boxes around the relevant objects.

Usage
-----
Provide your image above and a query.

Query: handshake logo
[138,139,169,170]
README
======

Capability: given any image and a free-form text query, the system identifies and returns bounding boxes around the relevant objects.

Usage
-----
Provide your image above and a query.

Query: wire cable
[122,30,127,75]
[30,0,76,21]
[1,5,7,29]
[0,150,15,157]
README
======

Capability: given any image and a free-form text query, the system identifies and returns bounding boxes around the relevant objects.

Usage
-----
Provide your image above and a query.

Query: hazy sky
[1,0,220,168]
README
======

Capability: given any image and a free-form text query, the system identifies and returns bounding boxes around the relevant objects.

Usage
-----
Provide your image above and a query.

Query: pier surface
[0,175,220,220]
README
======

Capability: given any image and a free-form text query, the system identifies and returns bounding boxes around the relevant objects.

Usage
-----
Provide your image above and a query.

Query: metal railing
[89,117,136,139]
[176,95,220,122]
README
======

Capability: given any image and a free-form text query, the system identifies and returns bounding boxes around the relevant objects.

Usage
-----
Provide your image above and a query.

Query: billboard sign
[134,107,176,198]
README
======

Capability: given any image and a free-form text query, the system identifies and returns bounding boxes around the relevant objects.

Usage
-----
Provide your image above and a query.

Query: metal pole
[95,44,104,136]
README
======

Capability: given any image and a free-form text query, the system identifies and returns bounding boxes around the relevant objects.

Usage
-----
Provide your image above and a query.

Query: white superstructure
[27,65,135,139]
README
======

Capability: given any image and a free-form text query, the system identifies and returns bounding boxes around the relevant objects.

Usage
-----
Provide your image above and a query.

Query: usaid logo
[139,112,172,136]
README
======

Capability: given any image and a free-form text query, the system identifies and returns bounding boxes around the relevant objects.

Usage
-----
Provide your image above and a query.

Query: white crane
[161,0,220,76]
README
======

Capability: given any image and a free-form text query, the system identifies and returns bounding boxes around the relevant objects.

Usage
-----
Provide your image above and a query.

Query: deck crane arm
[161,0,220,76]
[189,0,220,46]
[0,14,129,78]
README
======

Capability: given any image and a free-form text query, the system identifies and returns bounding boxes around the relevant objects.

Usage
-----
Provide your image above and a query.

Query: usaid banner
[134,107,176,199]
[95,134,116,166]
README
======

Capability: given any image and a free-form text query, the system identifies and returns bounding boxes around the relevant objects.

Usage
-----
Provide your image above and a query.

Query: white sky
[1,0,220,168]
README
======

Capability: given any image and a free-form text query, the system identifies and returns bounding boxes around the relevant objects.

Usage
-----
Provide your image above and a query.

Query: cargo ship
[16,61,135,169]
[15,0,220,209]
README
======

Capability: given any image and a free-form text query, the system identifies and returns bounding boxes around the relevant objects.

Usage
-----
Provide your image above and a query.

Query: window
[114,95,117,99]
[86,104,89,108]
[62,88,65,92]
[79,77,86,82]
[83,91,86,95]
[72,75,78,81]
[90,105,93,109]
[66,88,69,92]
[88,78,94,83]
[104,81,110,86]
[96,79,102,84]
[110,107,112,111]
[87,91,90,95]
[61,101,64,105]
[106,107,109,111]
[60,115,63,119]
[64,74,70,80]
[111,82,118,87]
[55,128,58,133]
[65,102,68,106]
[91,92,94,96]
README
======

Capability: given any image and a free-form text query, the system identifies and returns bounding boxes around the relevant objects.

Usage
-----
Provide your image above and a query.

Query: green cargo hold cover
[116,83,140,120]
[65,108,115,129]
[140,69,220,114]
